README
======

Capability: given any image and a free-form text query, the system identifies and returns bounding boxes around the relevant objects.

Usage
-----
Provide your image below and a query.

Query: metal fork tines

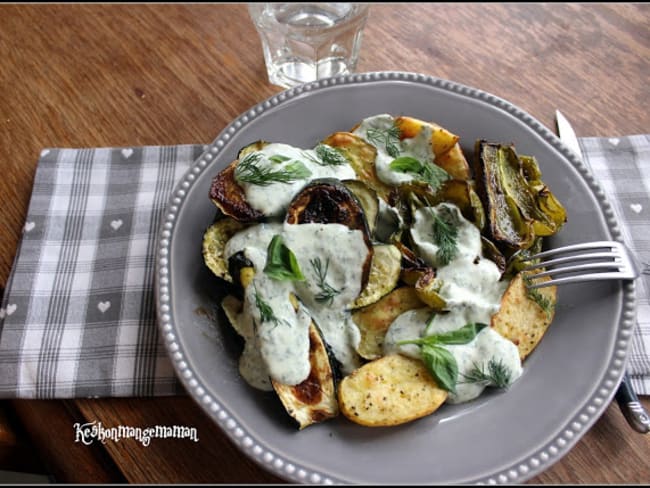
[522,240,640,288]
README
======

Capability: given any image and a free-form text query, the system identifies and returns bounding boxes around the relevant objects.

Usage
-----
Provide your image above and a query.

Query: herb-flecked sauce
[223,114,521,405]
[225,222,368,389]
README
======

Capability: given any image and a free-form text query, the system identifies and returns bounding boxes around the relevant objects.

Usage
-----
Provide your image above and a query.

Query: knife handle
[615,371,650,434]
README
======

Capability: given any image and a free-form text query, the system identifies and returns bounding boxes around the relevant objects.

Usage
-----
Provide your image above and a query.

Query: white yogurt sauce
[351,113,436,186]
[383,202,519,403]
[237,143,356,217]
[224,222,369,388]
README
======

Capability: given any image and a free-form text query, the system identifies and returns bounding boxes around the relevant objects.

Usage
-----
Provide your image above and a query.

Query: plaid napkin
[0,145,205,398]
[578,135,650,395]
[0,137,648,398]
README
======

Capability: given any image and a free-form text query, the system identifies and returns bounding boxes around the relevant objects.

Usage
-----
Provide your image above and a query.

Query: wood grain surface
[1,3,649,484]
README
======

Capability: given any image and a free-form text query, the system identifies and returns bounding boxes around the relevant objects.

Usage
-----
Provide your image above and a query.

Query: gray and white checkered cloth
[0,137,648,398]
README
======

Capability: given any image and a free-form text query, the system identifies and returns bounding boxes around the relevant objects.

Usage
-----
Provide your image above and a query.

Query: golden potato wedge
[491,272,557,360]
[352,287,424,360]
[434,142,471,180]
[338,354,448,427]
[394,115,459,157]
[321,131,395,202]
[352,244,402,309]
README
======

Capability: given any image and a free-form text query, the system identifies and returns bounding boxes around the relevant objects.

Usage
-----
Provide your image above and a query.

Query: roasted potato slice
[394,115,459,157]
[352,244,402,309]
[352,287,424,360]
[491,271,557,360]
[338,354,448,427]
[321,131,395,203]
[434,142,472,181]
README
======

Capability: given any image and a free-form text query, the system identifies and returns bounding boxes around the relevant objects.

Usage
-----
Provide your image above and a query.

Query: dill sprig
[523,274,555,319]
[431,206,459,266]
[253,285,283,329]
[302,144,349,167]
[234,152,312,186]
[461,358,512,389]
[309,257,343,305]
[366,124,402,158]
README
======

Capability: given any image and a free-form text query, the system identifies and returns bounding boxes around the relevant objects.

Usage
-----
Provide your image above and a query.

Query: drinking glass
[248,3,370,89]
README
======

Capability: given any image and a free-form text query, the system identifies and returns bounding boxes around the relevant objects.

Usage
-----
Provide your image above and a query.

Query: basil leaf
[421,343,458,392]
[264,235,305,281]
[283,160,312,180]
[389,156,423,173]
[399,322,487,348]
[390,156,451,191]
[269,154,291,164]
[432,322,488,345]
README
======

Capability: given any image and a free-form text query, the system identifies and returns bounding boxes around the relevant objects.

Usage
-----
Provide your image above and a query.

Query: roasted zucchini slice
[272,322,340,429]
[414,268,446,310]
[338,353,448,427]
[202,218,248,282]
[351,244,402,309]
[208,141,267,222]
[342,179,379,237]
[351,287,424,360]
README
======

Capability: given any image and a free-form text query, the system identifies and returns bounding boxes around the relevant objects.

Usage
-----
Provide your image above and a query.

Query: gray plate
[155,72,636,484]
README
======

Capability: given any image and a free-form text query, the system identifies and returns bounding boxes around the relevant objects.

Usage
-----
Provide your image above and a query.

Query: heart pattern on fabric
[110,219,123,231]
[97,301,111,313]
[609,138,620,147]
[23,221,35,233]
[121,148,134,159]
[0,304,17,319]
[630,203,643,214]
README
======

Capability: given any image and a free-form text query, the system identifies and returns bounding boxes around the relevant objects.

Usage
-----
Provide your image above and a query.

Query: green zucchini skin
[272,322,340,429]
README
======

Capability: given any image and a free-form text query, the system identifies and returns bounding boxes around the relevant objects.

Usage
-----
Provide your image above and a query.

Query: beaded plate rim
[155,71,636,484]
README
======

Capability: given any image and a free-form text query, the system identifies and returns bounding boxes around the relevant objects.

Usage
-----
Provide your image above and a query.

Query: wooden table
[1,3,649,484]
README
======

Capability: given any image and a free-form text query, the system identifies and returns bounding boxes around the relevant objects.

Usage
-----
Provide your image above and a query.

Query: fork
[522,240,640,289]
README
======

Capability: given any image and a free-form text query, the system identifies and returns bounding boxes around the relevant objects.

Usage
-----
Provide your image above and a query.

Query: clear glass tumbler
[248,3,370,89]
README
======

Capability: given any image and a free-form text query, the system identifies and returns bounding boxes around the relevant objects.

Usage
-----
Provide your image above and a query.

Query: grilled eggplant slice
[209,141,267,222]
[285,178,374,290]
[272,321,340,429]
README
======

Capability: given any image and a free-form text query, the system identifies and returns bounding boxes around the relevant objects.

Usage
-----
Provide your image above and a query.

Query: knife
[555,109,650,434]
